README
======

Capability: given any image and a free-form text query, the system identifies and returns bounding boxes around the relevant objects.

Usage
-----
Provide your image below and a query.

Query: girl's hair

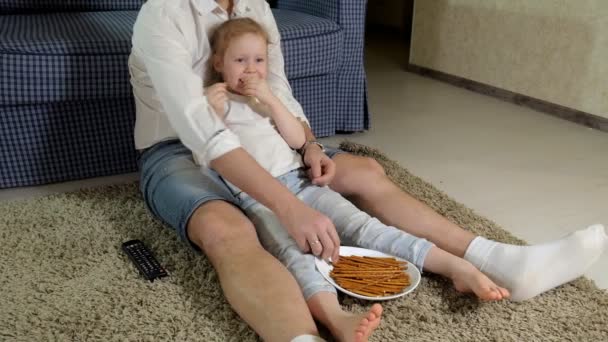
[210,18,270,59]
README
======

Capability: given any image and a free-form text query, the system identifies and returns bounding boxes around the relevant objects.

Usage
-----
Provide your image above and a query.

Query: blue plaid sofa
[0,0,369,188]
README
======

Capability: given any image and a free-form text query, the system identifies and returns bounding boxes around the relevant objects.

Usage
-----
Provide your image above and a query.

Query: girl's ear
[213,54,223,73]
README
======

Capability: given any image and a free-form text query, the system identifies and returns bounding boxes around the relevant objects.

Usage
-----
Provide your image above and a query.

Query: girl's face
[214,33,268,94]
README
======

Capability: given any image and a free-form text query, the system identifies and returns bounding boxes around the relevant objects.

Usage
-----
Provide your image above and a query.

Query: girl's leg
[307,292,383,342]
[422,246,509,300]
[299,186,508,300]
[245,202,383,342]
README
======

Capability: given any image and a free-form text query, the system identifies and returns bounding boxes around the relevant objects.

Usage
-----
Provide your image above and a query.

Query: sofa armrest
[275,0,367,26]
[276,0,370,134]
[275,0,367,61]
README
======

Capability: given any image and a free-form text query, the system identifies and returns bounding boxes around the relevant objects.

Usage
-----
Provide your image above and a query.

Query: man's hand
[303,144,336,186]
[211,149,339,261]
[204,83,229,117]
[278,200,340,261]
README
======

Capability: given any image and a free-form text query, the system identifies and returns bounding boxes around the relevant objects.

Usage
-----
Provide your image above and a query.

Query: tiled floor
[2,30,607,289]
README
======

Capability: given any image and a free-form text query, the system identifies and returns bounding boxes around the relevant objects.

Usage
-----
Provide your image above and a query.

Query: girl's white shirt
[129,0,308,167]
[220,93,303,180]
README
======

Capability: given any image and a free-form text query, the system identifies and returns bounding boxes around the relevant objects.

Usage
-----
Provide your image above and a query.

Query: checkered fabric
[291,74,338,137]
[0,98,137,188]
[0,0,145,13]
[0,10,343,105]
[277,0,370,132]
[1,1,368,188]
[273,9,343,79]
[0,11,137,106]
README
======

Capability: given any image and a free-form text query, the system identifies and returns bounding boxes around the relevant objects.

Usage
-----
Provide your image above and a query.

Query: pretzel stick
[329,255,411,296]
[344,256,407,267]
[331,270,405,276]
[336,282,406,292]
[336,279,410,286]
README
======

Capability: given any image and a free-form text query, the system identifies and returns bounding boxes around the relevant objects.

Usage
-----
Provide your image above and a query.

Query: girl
[204,17,514,342]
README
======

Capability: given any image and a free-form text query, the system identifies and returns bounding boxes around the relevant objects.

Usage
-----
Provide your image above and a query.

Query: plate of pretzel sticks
[315,246,421,301]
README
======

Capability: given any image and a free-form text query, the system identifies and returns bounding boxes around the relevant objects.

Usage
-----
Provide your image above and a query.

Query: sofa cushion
[0,11,137,106]
[0,8,342,106]
[0,0,145,13]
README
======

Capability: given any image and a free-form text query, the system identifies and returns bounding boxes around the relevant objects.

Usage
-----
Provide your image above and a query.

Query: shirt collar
[193,0,243,16]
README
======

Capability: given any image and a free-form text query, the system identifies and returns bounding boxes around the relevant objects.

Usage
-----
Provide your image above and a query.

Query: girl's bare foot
[329,304,383,342]
[451,261,510,301]
[423,246,510,301]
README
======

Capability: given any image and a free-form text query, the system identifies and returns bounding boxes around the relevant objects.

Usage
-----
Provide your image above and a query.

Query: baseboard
[406,64,608,133]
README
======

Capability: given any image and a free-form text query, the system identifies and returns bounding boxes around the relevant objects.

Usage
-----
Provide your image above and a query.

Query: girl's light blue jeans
[237,169,434,300]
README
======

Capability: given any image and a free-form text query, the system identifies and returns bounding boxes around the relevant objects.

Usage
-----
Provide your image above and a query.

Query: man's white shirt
[129,0,308,167]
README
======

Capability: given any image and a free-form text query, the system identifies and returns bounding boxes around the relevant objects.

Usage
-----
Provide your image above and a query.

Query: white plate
[315,246,421,301]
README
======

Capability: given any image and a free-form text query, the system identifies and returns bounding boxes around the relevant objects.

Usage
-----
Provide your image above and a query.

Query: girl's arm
[265,95,306,149]
[241,74,305,149]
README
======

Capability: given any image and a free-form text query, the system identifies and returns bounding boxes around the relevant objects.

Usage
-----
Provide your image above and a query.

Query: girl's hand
[205,83,229,117]
[239,74,275,105]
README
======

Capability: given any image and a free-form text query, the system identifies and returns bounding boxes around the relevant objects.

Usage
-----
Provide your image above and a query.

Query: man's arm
[211,148,340,261]
[132,7,239,167]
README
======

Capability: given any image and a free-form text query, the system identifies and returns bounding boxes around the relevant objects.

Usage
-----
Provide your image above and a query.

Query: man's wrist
[297,140,325,167]
[297,140,325,156]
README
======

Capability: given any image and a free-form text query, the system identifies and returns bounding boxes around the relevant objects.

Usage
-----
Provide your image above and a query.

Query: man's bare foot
[329,304,383,342]
[451,261,510,301]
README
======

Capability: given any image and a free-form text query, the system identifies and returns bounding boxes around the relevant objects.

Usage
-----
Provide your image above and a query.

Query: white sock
[290,334,326,342]
[464,224,607,301]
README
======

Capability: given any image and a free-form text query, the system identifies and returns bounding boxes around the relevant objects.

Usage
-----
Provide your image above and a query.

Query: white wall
[410,0,608,119]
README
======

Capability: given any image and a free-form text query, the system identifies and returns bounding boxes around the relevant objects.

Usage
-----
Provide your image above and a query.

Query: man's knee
[187,200,260,259]
[336,155,386,179]
[360,157,386,178]
[333,155,387,193]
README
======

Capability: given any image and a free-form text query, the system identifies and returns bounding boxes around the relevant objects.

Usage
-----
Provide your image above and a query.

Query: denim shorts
[138,139,345,250]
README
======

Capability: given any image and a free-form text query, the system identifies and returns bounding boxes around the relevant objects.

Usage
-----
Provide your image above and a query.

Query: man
[130,1,607,341]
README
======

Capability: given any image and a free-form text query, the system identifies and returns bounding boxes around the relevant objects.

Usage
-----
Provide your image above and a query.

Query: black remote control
[121,239,168,282]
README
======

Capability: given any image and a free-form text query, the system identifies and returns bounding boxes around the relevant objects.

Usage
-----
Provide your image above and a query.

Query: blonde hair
[210,18,270,60]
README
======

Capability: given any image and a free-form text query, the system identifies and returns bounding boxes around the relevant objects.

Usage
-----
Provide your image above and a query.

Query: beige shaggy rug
[1,141,607,341]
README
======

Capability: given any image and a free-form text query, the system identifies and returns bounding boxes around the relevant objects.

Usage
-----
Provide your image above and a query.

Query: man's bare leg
[329,154,607,301]
[330,154,475,257]
[188,200,320,342]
